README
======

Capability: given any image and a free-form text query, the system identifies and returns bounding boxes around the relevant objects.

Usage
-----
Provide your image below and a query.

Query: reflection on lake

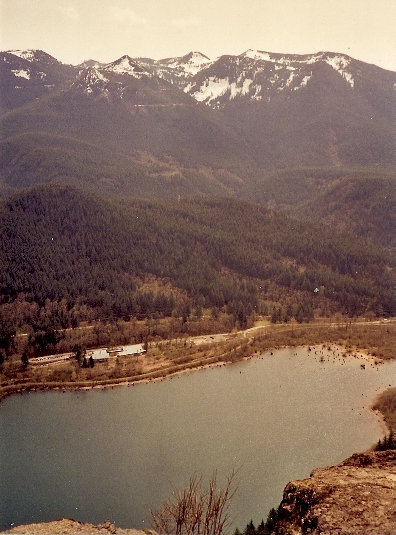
[1,346,395,531]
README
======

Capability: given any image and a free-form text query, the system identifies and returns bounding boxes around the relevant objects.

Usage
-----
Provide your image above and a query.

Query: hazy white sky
[1,0,395,70]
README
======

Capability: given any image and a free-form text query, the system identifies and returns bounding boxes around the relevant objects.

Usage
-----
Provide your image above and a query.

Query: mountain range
[1,48,395,238]
[0,47,394,332]
[2,48,395,109]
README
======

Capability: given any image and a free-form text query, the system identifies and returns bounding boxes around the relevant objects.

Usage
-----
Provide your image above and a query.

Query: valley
[0,44,395,534]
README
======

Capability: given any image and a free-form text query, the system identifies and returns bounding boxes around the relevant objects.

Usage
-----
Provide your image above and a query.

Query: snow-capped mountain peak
[7,49,59,65]
[78,59,104,69]
[242,49,275,62]
[187,51,210,61]
[318,53,354,87]
[175,51,211,75]
[7,49,36,62]
[103,55,149,78]
[153,51,212,81]
[2,47,393,114]
[241,49,355,88]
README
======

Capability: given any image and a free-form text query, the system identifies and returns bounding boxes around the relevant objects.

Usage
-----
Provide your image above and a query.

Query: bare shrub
[151,469,237,535]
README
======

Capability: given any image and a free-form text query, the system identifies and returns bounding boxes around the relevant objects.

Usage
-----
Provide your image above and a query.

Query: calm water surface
[1,347,395,531]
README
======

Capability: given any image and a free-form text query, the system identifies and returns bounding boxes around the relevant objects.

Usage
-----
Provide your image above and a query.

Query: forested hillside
[245,168,396,247]
[1,49,395,249]
[1,185,393,346]
[2,134,394,247]
[1,49,394,359]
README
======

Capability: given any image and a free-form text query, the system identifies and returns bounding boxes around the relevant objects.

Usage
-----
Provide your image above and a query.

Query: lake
[1,346,395,532]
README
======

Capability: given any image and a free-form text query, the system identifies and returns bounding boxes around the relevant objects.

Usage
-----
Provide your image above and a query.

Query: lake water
[1,346,395,532]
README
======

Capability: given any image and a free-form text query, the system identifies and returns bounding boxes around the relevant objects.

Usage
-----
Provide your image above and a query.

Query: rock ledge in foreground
[2,518,156,535]
[273,450,395,535]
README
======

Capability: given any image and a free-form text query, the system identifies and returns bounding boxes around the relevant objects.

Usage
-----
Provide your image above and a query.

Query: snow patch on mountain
[77,67,109,95]
[230,77,253,99]
[91,69,108,82]
[243,50,273,62]
[187,73,267,104]
[168,51,211,76]
[253,85,262,100]
[185,61,315,104]
[152,51,212,83]
[285,72,296,87]
[7,49,59,66]
[281,71,311,91]
[104,56,150,78]
[8,49,36,62]
[298,74,312,88]
[11,69,30,79]
[241,77,253,95]
[190,77,230,103]
[79,60,103,69]
[323,55,354,87]
[242,49,355,88]
[242,49,298,66]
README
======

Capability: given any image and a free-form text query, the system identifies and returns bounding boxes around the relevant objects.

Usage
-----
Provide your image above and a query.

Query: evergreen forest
[0,184,394,358]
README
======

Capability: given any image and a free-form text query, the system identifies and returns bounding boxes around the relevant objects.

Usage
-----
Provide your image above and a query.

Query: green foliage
[0,185,393,338]
[0,310,16,354]
[236,508,281,535]
[0,88,249,183]
[243,520,256,535]
[372,387,396,440]
[21,350,29,370]
[73,345,86,366]
[245,167,396,247]
[28,327,63,355]
[374,433,395,451]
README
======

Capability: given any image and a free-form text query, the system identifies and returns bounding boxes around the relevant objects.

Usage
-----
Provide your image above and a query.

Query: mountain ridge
[2,46,394,166]
[1,183,393,322]
[2,47,395,110]
[1,46,395,251]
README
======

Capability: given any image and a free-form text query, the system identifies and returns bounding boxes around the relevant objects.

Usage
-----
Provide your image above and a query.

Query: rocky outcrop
[272,450,395,535]
[3,518,156,535]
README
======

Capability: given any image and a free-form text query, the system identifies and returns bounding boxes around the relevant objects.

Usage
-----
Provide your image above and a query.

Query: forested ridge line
[1,185,393,331]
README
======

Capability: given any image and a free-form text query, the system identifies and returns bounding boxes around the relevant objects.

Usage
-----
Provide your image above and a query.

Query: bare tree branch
[150,469,238,535]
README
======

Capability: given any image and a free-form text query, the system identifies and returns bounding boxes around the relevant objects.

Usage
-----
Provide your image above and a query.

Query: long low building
[28,344,145,366]
[117,344,146,356]
[29,353,73,365]
[88,348,110,361]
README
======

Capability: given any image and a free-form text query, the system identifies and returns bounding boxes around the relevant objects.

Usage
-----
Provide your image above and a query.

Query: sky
[1,0,395,70]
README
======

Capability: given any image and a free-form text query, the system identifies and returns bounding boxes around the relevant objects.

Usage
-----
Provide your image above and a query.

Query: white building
[29,353,73,365]
[117,344,146,357]
[88,348,110,361]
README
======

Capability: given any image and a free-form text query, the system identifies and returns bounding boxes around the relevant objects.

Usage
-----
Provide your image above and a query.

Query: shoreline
[1,345,393,534]
[0,354,233,402]
[2,319,394,404]
[0,344,391,442]
[0,343,386,403]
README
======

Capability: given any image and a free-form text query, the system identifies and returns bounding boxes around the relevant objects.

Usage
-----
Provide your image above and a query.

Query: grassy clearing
[248,321,395,360]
